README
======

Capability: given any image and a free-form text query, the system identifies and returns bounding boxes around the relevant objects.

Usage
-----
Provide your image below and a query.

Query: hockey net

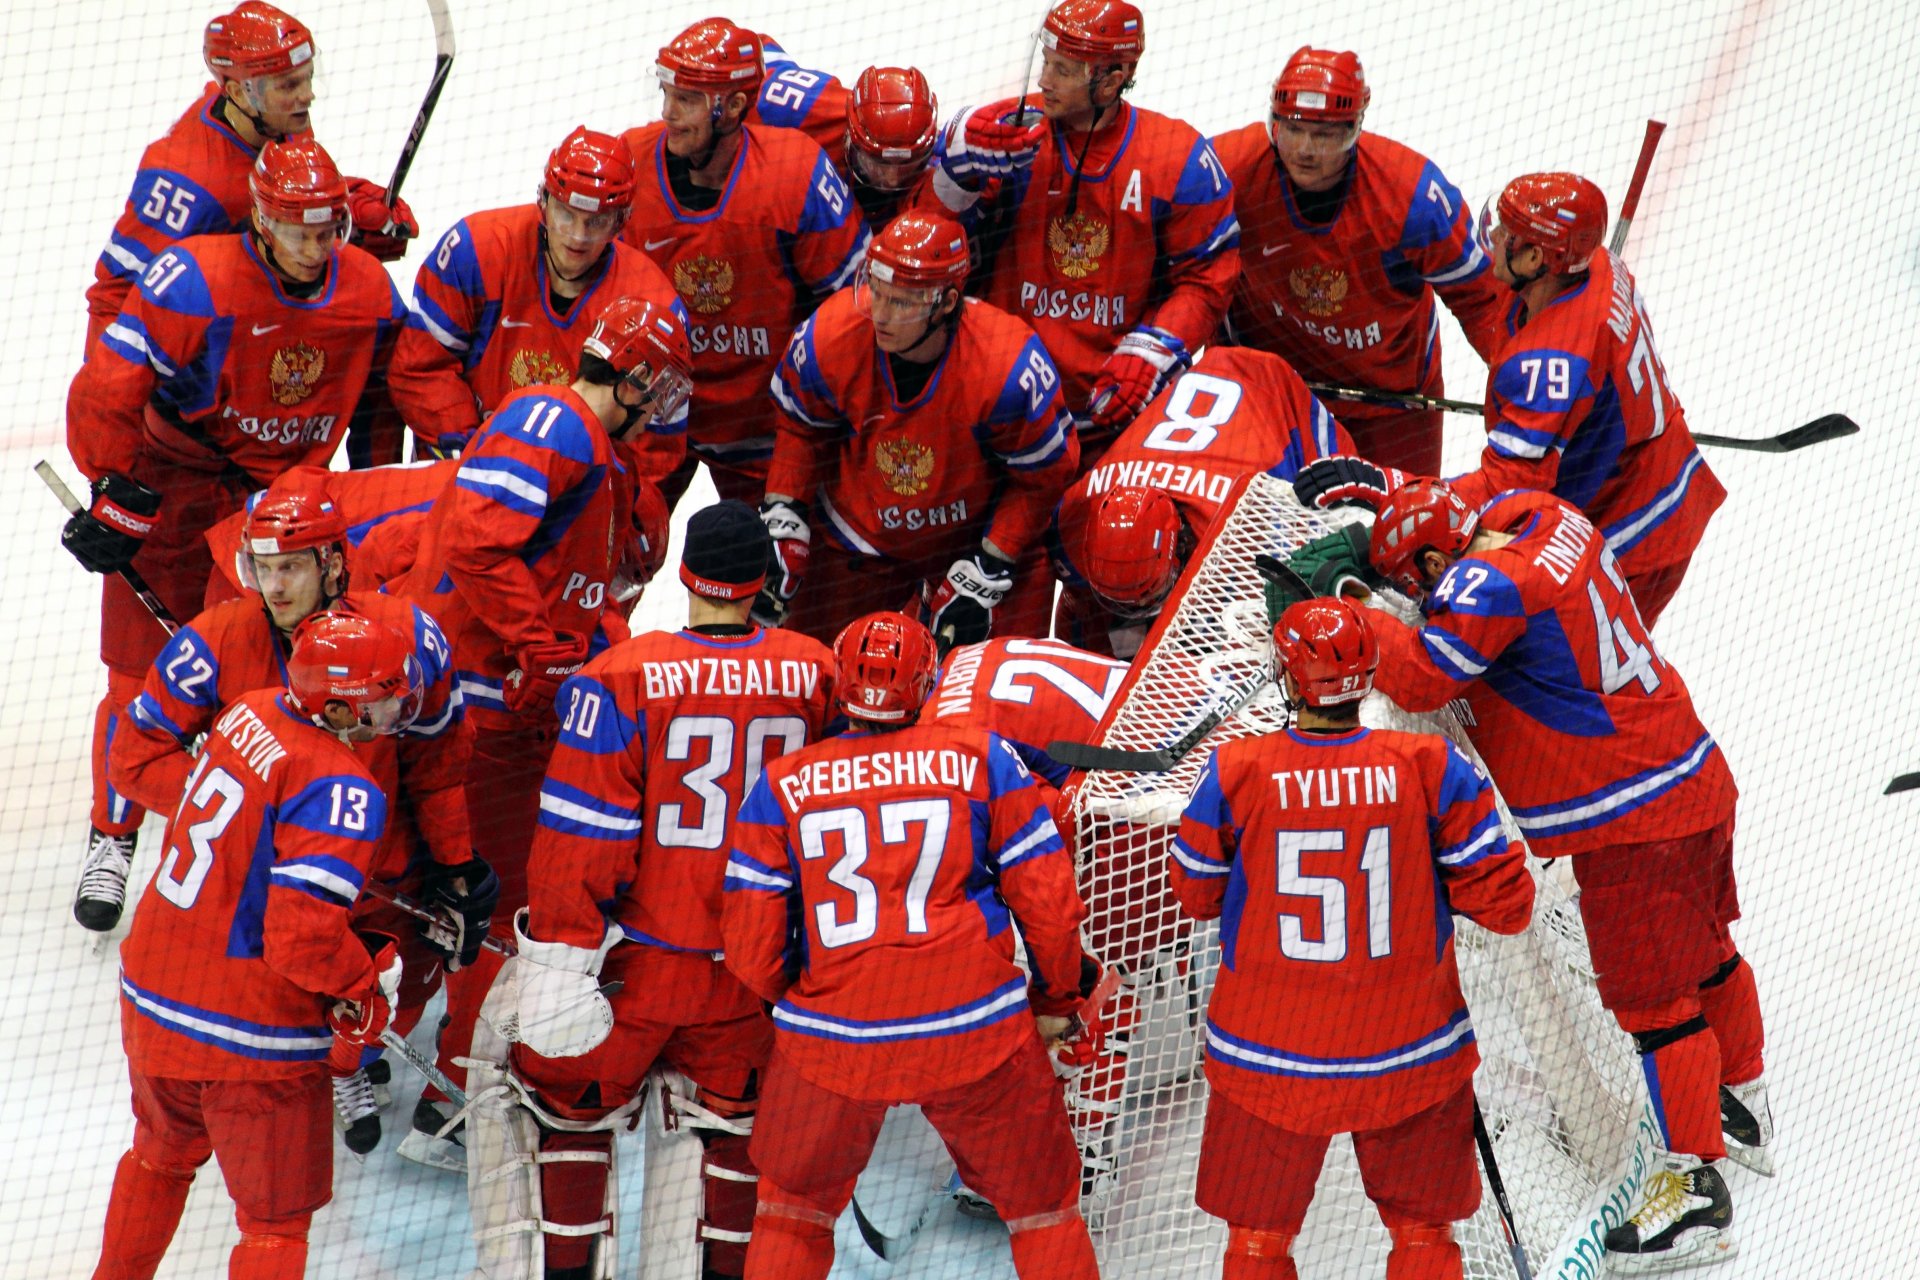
[1064,473,1659,1279]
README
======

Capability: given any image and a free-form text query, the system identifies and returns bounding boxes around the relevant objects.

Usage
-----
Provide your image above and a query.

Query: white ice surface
[3,0,1918,1276]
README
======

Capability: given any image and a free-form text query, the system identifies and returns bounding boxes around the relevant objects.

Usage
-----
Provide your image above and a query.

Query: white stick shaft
[34,460,84,514]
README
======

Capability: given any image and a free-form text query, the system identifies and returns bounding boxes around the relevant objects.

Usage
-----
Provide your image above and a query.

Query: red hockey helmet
[542,126,637,217]
[286,611,423,735]
[656,19,765,99]
[581,296,695,424]
[204,1,316,83]
[250,137,348,228]
[834,611,938,724]
[1495,172,1608,275]
[1273,597,1378,708]
[847,67,939,188]
[1271,47,1369,123]
[1369,478,1480,598]
[866,210,970,293]
[1078,486,1184,613]
[1041,0,1146,66]
[237,468,348,592]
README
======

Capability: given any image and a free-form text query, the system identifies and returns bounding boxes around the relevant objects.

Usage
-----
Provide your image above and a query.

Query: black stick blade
[1047,739,1176,773]
[1695,414,1858,453]
[1886,772,1920,796]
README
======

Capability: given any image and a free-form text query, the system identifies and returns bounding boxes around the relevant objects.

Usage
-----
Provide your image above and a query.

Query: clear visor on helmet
[541,191,627,244]
[620,360,693,426]
[257,209,346,257]
[848,143,928,193]
[1475,197,1498,258]
[1266,111,1361,154]
[238,53,322,125]
[360,655,426,737]
[853,261,945,324]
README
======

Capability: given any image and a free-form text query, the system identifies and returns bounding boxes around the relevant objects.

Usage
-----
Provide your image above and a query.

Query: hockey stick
[384,0,457,203]
[1474,1100,1534,1280]
[35,460,181,636]
[1609,119,1667,256]
[1886,772,1920,796]
[1049,672,1267,774]
[359,878,515,958]
[381,1025,467,1108]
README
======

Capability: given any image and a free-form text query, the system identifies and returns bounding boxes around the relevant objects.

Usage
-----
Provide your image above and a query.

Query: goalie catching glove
[328,940,403,1050]
[1286,524,1382,599]
[510,911,621,1058]
[417,855,500,971]
[1291,456,1411,513]
[752,498,811,627]
[925,548,1016,650]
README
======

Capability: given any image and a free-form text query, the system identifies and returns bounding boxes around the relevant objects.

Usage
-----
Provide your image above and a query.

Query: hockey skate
[333,1066,383,1157]
[1719,1077,1775,1176]
[1602,1153,1735,1272]
[73,827,136,933]
[396,1096,467,1172]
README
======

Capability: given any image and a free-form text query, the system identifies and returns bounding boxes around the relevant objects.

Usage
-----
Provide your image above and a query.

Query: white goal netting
[1066,473,1656,1279]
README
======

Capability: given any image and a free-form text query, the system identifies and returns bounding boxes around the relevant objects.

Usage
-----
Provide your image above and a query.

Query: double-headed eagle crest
[1047,212,1110,280]
[268,342,326,407]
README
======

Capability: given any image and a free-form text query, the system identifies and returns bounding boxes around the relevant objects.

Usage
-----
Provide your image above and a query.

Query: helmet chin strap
[683,94,739,172]
[538,223,607,286]
[1502,236,1547,293]
[222,82,290,143]
[249,223,329,295]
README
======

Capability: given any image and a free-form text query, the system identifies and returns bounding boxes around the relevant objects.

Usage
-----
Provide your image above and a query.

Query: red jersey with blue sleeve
[118,688,388,1081]
[722,724,1090,1099]
[956,98,1240,444]
[111,591,469,883]
[618,122,869,479]
[85,87,259,342]
[389,384,624,726]
[69,233,409,485]
[1169,725,1532,1133]
[764,291,1077,563]
[388,203,688,453]
[526,625,835,957]
[1213,127,1505,411]
[752,38,850,173]
[925,637,1128,788]
[1370,491,1738,858]
[1449,251,1726,579]
[1051,346,1353,589]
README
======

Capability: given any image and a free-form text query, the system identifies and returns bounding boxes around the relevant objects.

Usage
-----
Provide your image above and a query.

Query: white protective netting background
[1065,474,1645,1278]
[3,0,1919,1277]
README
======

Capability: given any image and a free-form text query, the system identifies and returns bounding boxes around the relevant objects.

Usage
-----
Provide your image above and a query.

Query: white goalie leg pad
[462,1009,643,1280]
[640,1068,756,1280]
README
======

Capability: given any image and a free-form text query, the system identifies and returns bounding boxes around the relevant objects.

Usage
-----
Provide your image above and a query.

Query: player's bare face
[244,64,317,138]
[543,201,621,279]
[1037,51,1099,129]
[1487,223,1544,288]
[258,214,338,283]
[252,549,328,631]
[660,85,718,159]
[1270,117,1359,193]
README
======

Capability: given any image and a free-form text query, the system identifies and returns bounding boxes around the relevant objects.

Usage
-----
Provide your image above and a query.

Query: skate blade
[396,1129,467,1174]
[1722,1141,1775,1178]
[1605,1227,1737,1273]
[86,928,124,959]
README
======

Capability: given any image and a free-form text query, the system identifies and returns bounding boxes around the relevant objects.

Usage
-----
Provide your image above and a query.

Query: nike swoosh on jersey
[251,323,281,335]
[500,317,532,328]
[1262,244,1292,257]
[644,237,679,252]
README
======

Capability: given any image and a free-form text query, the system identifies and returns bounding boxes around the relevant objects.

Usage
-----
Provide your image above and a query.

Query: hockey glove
[1088,330,1184,431]
[512,911,621,1059]
[926,548,1016,651]
[1286,524,1380,599]
[752,498,812,627]
[344,177,419,262]
[1036,958,1114,1080]
[415,429,471,460]
[418,855,501,972]
[940,104,1046,189]
[1292,456,1411,513]
[62,473,161,575]
[503,633,589,718]
[329,940,403,1050]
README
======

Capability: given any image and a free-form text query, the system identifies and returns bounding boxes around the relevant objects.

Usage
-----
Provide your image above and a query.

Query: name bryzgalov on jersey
[638,655,826,702]
[1018,281,1127,326]
[1080,456,1237,505]
[688,323,773,357]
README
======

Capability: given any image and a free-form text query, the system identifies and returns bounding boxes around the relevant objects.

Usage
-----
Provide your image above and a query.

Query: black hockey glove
[1292,456,1410,513]
[62,473,161,575]
[926,549,1016,652]
[418,855,500,971]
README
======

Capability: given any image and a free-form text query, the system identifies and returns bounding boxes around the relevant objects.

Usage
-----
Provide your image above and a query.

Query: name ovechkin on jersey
[1079,456,1236,506]
[775,747,984,807]
[638,655,825,702]
[687,323,772,358]
[1018,282,1126,327]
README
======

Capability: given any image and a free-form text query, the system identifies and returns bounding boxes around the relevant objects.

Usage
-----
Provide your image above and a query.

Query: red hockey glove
[328,941,402,1050]
[504,633,589,717]
[61,473,162,575]
[752,499,812,627]
[940,103,1046,189]
[1088,330,1182,430]
[925,548,1016,651]
[1036,959,1118,1080]
[344,177,419,262]
[1291,456,1411,513]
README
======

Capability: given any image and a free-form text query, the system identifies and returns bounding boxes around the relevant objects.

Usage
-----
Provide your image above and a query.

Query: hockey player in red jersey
[64,136,429,939]
[106,480,487,1157]
[756,50,942,230]
[466,501,834,1279]
[622,19,871,506]
[933,0,1240,457]
[723,611,1102,1280]
[385,297,694,1160]
[1051,346,1354,654]
[388,126,687,462]
[759,209,1078,647]
[1212,47,1504,476]
[1354,479,1769,1268]
[91,612,417,1280]
[1294,174,1725,626]
[926,636,1129,791]
[1170,597,1533,1280]
[750,36,851,171]
[84,2,415,352]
